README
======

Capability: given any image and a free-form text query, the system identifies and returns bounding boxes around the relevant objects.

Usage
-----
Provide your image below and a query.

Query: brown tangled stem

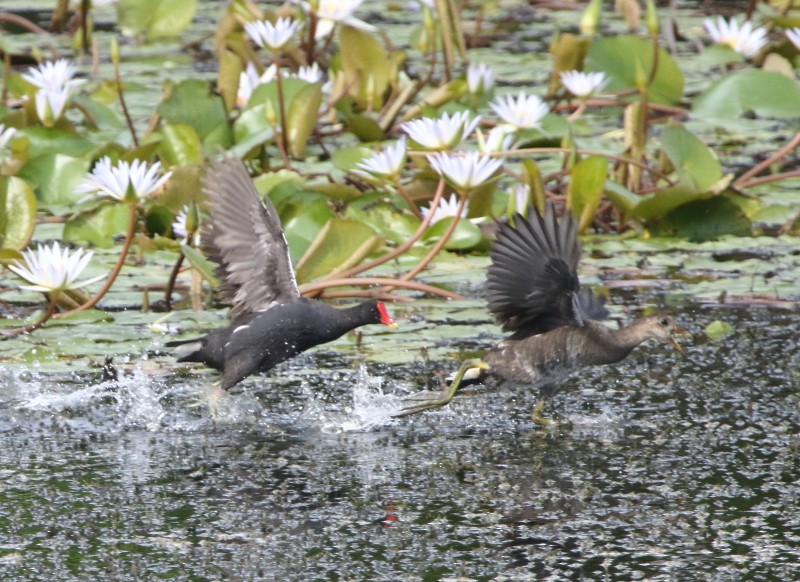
[733,131,800,189]
[315,178,447,287]
[0,298,58,339]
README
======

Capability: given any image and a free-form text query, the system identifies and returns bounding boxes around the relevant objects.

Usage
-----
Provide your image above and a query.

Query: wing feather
[202,157,300,316]
[486,202,607,338]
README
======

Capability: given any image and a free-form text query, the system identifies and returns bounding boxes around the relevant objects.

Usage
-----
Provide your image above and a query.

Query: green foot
[394,359,488,417]
[531,400,555,426]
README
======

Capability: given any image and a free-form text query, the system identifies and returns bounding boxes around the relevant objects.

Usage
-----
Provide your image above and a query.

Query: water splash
[299,366,404,433]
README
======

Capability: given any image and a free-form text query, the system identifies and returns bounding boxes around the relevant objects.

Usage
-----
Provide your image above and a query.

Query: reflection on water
[0,306,798,580]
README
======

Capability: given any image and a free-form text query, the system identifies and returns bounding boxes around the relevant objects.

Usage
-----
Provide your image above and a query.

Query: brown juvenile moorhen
[399,202,688,424]
[167,157,396,391]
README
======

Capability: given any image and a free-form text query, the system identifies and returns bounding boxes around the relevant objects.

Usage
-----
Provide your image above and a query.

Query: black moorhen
[399,202,688,424]
[167,157,396,391]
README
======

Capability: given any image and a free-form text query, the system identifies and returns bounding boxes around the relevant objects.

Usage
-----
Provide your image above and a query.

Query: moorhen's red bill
[167,157,395,390]
[399,202,688,423]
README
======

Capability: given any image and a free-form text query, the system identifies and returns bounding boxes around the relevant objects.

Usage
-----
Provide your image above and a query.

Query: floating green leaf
[651,195,752,241]
[0,176,36,250]
[693,70,800,119]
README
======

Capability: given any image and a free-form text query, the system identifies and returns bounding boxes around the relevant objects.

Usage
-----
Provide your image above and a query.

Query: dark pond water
[1,299,798,581]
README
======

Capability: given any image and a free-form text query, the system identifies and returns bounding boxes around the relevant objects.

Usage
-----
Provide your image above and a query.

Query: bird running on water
[399,202,689,424]
[167,157,396,392]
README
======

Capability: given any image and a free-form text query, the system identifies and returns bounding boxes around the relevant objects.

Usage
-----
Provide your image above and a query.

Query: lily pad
[693,70,800,119]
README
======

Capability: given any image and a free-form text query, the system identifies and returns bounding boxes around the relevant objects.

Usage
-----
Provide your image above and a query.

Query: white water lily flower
[490,92,549,130]
[21,59,78,92]
[402,111,481,151]
[421,193,467,224]
[0,124,16,150]
[477,126,514,154]
[245,18,301,51]
[295,63,324,84]
[34,86,71,126]
[78,157,172,203]
[703,16,767,58]
[353,136,407,181]
[237,63,278,107]
[560,70,609,99]
[9,242,104,294]
[466,63,496,96]
[172,206,189,239]
[787,28,800,50]
[427,151,503,191]
[299,0,376,38]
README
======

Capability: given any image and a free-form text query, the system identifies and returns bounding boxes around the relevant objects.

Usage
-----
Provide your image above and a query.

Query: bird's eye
[659,317,670,327]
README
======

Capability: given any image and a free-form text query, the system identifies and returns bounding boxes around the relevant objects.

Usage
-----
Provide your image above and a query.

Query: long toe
[530,400,555,426]
[189,384,227,419]
[394,391,454,417]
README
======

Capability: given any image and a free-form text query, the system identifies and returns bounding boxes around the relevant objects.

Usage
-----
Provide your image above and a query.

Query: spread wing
[202,157,300,317]
[485,202,608,338]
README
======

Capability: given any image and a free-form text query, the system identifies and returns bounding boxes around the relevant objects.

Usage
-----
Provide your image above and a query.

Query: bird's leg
[394,359,488,417]
[188,382,226,420]
[530,399,555,426]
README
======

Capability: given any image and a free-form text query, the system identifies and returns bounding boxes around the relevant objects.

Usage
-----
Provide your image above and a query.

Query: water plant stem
[273,56,291,168]
[54,204,138,318]
[300,276,462,300]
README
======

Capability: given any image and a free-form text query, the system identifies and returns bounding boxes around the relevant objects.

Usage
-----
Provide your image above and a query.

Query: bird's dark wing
[485,202,607,337]
[202,157,299,317]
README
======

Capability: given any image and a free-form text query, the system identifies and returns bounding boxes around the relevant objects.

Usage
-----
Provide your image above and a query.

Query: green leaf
[118,0,197,39]
[651,195,752,241]
[604,181,641,217]
[567,155,608,232]
[18,154,90,207]
[158,123,204,166]
[307,182,364,201]
[156,80,232,146]
[63,204,131,248]
[279,197,335,263]
[693,69,800,119]
[659,123,722,192]
[345,196,420,245]
[21,127,94,159]
[423,217,483,251]
[705,320,734,341]
[287,82,323,158]
[0,176,36,250]
[339,26,395,110]
[181,244,219,288]
[585,35,684,105]
[521,159,546,215]
[295,218,382,282]
[632,185,717,222]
